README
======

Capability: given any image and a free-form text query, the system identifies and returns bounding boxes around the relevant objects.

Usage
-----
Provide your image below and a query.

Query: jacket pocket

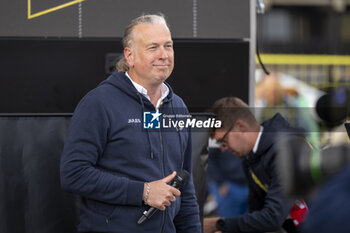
[87,198,116,216]
[107,204,151,232]
[167,196,181,220]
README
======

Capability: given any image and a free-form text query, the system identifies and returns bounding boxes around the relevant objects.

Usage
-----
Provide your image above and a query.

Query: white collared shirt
[252,126,264,154]
[125,72,169,109]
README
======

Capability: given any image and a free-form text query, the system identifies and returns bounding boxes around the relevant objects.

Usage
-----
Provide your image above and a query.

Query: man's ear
[235,119,248,132]
[124,47,134,67]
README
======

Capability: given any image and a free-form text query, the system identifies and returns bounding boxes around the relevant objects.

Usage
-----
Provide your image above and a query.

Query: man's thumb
[163,171,177,183]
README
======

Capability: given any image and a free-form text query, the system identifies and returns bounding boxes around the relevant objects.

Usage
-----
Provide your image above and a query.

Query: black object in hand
[137,170,190,225]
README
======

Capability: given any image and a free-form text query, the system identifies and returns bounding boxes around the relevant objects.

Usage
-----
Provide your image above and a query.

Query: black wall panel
[0,37,249,113]
[0,116,78,233]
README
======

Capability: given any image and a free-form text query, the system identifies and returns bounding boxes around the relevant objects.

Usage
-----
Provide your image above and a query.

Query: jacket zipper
[160,211,165,233]
[159,103,165,233]
[159,130,165,177]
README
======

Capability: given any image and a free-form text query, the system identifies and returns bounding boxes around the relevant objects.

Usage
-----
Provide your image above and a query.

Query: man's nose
[159,47,169,59]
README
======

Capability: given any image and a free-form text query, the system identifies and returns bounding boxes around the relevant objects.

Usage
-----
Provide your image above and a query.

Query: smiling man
[60,14,201,233]
[124,19,175,105]
[204,96,305,233]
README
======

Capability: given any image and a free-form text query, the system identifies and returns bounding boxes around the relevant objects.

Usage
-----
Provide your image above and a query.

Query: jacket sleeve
[173,128,201,233]
[60,93,144,206]
[221,152,292,232]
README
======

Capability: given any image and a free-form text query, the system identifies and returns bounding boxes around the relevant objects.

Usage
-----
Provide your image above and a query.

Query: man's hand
[203,217,221,233]
[143,171,181,210]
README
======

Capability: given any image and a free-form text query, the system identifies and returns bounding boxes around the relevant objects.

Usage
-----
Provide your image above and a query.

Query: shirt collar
[125,72,169,109]
[252,126,264,154]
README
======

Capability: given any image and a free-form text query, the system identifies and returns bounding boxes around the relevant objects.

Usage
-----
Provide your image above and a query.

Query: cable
[256,13,270,75]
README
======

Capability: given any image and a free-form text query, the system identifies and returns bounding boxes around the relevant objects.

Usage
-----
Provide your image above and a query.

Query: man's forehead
[134,23,170,37]
[145,39,173,46]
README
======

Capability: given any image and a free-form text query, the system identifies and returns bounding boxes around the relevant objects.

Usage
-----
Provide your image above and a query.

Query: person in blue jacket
[204,97,305,233]
[301,163,350,233]
[60,13,201,233]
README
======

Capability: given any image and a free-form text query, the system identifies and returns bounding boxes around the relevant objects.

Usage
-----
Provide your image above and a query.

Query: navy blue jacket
[220,113,304,232]
[60,72,201,233]
[301,163,350,233]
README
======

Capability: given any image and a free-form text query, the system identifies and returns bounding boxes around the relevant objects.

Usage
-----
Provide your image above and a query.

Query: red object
[289,199,309,226]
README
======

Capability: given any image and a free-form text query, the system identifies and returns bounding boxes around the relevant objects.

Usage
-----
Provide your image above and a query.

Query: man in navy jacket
[60,14,201,233]
[204,97,305,233]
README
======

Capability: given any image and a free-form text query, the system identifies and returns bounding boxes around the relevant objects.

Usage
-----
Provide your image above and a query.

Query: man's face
[125,23,174,86]
[214,125,249,158]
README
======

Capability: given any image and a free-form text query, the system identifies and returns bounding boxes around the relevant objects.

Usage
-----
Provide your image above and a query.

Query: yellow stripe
[250,170,268,193]
[256,54,350,66]
[316,82,350,89]
[28,0,87,19]
[27,0,31,19]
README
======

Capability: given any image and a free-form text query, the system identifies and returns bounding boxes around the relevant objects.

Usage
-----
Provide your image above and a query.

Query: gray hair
[116,13,169,72]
